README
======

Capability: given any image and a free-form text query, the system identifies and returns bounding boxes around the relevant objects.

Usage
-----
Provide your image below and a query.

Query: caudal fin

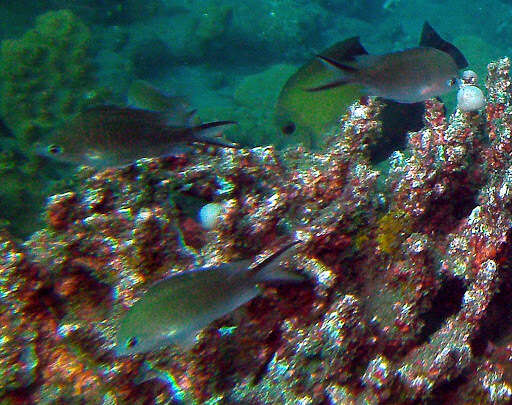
[306,55,358,92]
[251,240,306,283]
[192,121,240,148]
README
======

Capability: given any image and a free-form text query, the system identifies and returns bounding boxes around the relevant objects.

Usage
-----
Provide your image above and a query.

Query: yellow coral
[376,209,413,256]
[0,10,107,144]
[354,232,370,251]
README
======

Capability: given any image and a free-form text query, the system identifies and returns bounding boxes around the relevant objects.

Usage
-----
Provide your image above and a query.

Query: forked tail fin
[307,55,358,92]
[192,120,239,148]
[251,240,306,283]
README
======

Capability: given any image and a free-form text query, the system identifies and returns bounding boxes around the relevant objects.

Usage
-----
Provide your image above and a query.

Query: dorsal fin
[419,22,468,69]
[322,37,368,62]
[250,241,300,274]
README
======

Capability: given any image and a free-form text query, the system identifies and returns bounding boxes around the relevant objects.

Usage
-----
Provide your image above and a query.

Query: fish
[308,22,468,103]
[127,80,199,126]
[39,105,238,169]
[274,38,365,145]
[115,241,304,356]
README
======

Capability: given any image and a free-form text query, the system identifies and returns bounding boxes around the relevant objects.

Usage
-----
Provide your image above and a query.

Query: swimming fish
[40,105,237,168]
[309,22,468,103]
[274,38,365,144]
[127,80,199,126]
[115,241,304,356]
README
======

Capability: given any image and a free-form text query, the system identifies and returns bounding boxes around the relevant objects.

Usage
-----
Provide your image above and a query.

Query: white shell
[457,85,485,112]
[198,202,225,230]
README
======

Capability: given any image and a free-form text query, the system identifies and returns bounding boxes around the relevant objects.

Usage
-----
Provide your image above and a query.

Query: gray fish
[309,22,468,103]
[115,241,304,356]
[127,80,198,126]
[40,105,238,169]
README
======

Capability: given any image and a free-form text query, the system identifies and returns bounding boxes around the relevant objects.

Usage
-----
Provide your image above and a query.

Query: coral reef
[0,9,110,142]
[0,10,111,237]
[4,57,512,404]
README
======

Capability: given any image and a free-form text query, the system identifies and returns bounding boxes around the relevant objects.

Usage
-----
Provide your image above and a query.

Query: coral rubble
[4,58,512,403]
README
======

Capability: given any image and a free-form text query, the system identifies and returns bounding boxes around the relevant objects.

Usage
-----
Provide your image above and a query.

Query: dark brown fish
[309,22,468,103]
[41,105,237,168]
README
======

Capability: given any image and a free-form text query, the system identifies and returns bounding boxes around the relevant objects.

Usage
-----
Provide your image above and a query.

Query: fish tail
[307,79,352,92]
[191,121,240,148]
[252,241,306,283]
[317,54,359,72]
[306,55,357,92]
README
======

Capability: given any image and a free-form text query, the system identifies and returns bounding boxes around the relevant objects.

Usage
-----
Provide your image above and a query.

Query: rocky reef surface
[3,58,512,403]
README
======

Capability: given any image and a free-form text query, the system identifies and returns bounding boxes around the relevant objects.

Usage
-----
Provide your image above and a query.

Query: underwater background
[0,0,505,237]
[4,0,512,404]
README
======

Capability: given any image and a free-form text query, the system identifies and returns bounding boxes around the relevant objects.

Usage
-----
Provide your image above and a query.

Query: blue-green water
[0,2,509,404]
[0,0,505,236]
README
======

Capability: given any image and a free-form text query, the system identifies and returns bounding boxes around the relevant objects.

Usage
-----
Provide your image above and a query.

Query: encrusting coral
[3,53,512,403]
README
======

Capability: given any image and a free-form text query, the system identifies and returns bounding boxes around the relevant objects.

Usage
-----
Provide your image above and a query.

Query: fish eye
[126,337,138,349]
[47,144,62,155]
[281,122,296,135]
